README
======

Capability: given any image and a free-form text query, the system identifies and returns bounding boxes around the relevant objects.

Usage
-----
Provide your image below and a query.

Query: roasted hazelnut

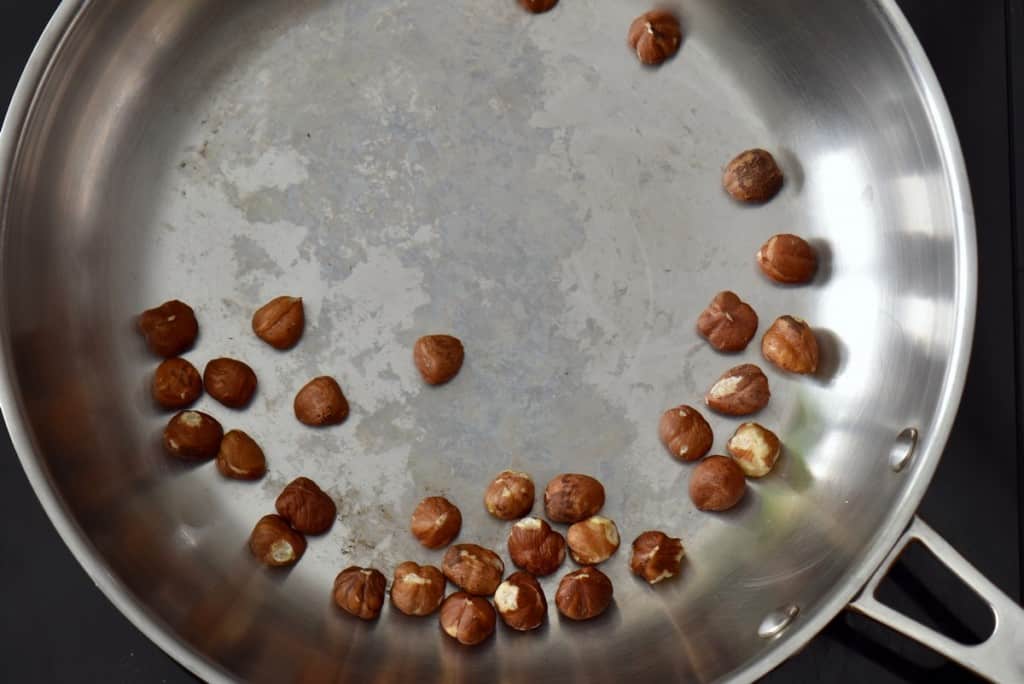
[658,404,713,462]
[689,455,746,512]
[484,470,535,520]
[495,571,547,631]
[333,566,387,620]
[727,422,782,478]
[413,334,464,385]
[627,10,682,66]
[137,299,199,357]
[249,514,306,567]
[252,296,304,349]
[294,376,349,426]
[705,364,770,416]
[203,357,257,408]
[163,410,223,461]
[697,291,759,352]
[442,544,505,596]
[410,496,462,549]
[216,429,266,480]
[762,315,819,374]
[507,517,566,576]
[518,0,557,13]
[555,567,614,621]
[439,593,496,646]
[723,149,784,203]
[275,477,337,534]
[630,531,685,584]
[757,234,817,284]
[544,474,605,524]
[151,357,202,409]
[567,516,620,565]
[391,562,446,617]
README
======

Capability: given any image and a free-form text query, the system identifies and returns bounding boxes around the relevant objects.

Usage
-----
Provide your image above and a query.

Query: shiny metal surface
[0,1,976,682]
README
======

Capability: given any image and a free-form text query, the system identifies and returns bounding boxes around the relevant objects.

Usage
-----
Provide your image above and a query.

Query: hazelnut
[495,571,547,631]
[413,334,464,385]
[658,405,713,462]
[689,455,746,512]
[484,470,535,520]
[252,296,304,349]
[722,149,784,203]
[275,477,337,534]
[249,514,306,567]
[555,567,614,621]
[705,364,770,416]
[630,531,685,584]
[216,429,267,480]
[151,357,202,409]
[697,291,759,352]
[137,299,199,357]
[761,315,819,374]
[544,473,605,524]
[162,410,223,461]
[726,422,782,478]
[507,517,566,576]
[293,376,349,426]
[410,496,462,549]
[442,544,505,596]
[333,566,387,620]
[391,562,446,617]
[439,593,496,646]
[518,0,557,13]
[757,234,817,284]
[627,10,682,66]
[567,516,620,565]
[203,357,257,408]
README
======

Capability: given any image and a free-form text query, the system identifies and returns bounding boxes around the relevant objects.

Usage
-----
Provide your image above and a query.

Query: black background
[1,1,1020,682]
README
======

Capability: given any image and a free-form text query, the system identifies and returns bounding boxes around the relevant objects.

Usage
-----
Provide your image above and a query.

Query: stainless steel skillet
[0,0,1017,681]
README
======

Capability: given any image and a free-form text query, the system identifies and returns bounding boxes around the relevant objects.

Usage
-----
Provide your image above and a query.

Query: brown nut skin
[249,514,306,567]
[555,567,614,621]
[333,566,387,620]
[439,593,497,646]
[163,410,223,461]
[507,517,566,576]
[757,234,817,284]
[689,455,746,512]
[630,531,686,584]
[762,315,819,374]
[495,571,547,631]
[203,358,257,408]
[442,544,505,596]
[723,149,784,203]
[518,0,557,13]
[410,496,462,549]
[216,429,266,480]
[705,364,771,416]
[391,562,446,617]
[697,291,759,352]
[658,405,713,462]
[138,300,199,358]
[275,477,337,534]
[628,10,682,66]
[484,470,535,520]
[544,474,605,524]
[567,516,620,565]
[151,358,202,410]
[413,334,465,385]
[727,422,782,478]
[294,376,349,426]
[252,296,304,349]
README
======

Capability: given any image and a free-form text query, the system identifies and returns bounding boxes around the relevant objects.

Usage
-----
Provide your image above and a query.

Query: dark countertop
[1,1,1020,682]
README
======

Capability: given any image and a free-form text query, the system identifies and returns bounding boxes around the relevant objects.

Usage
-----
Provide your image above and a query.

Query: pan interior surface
[0,0,972,682]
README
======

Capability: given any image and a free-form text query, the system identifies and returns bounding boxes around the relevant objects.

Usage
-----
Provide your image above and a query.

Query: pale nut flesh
[494,571,547,631]
[630,531,686,584]
[705,364,770,416]
[567,516,620,565]
[484,470,535,520]
[726,422,782,478]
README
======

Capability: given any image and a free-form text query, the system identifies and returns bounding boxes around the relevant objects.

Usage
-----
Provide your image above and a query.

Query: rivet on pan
[889,428,918,472]
[758,605,799,640]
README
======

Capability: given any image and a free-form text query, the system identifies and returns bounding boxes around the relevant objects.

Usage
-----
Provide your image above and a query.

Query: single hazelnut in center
[275,477,337,534]
[137,299,198,358]
[627,10,682,66]
[689,455,746,512]
[216,429,266,480]
[439,593,496,645]
[658,404,713,462]
[294,376,349,426]
[333,566,387,620]
[203,357,258,408]
[762,315,819,374]
[697,291,759,352]
[410,496,462,549]
[555,567,614,620]
[544,473,605,523]
[723,148,784,203]
[507,517,566,576]
[630,531,685,584]
[391,562,446,617]
[413,334,464,385]
[151,357,202,410]
[495,571,547,631]
[249,514,306,567]
[484,470,535,520]
[163,410,223,461]
[252,295,304,349]
[567,516,620,565]
[442,543,504,596]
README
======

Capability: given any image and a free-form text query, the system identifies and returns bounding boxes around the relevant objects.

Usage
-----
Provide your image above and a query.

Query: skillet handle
[848,516,1024,683]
